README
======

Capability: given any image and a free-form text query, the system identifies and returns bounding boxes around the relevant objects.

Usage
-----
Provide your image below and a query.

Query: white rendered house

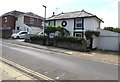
[46,10,103,48]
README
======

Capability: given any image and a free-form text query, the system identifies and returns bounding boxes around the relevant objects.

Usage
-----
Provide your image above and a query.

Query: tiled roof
[2,10,43,19]
[24,12,43,19]
[47,10,103,22]
[2,10,24,17]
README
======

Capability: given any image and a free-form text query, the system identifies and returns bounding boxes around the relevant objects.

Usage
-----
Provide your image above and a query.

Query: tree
[45,25,70,36]
[104,27,120,33]
[85,30,100,40]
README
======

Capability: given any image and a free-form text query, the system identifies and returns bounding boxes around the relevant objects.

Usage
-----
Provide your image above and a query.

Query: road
[0,40,119,80]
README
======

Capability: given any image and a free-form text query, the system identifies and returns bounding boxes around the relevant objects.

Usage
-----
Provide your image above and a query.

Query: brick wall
[0,17,2,27]
[24,16,42,25]
[2,16,16,30]
[24,16,30,24]
[0,16,14,38]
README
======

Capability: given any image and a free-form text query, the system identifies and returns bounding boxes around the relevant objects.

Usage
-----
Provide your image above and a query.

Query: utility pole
[42,5,47,35]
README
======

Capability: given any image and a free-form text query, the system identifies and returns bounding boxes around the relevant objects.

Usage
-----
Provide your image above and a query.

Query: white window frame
[75,18,82,28]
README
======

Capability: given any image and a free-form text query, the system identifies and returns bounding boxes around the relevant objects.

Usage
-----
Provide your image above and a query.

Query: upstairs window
[76,18,82,28]
[5,17,7,22]
[30,18,34,24]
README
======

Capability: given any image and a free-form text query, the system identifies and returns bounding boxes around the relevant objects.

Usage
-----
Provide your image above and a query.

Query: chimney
[52,12,55,17]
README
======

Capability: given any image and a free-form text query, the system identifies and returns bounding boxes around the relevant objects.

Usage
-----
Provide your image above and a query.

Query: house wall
[2,16,16,30]
[0,16,15,38]
[16,15,42,34]
[55,19,74,36]
[84,17,100,31]
[24,16,42,25]
[16,15,25,31]
[84,17,100,49]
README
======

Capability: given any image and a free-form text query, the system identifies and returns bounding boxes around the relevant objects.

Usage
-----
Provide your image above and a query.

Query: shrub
[55,36,85,43]
[104,27,120,33]
[30,35,48,41]
[85,48,91,52]
[85,30,100,39]
[45,25,70,36]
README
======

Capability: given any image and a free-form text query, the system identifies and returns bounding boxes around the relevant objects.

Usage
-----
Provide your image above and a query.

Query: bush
[85,30,100,39]
[54,36,85,43]
[85,48,91,52]
[44,25,70,36]
[104,27,120,33]
[30,35,48,41]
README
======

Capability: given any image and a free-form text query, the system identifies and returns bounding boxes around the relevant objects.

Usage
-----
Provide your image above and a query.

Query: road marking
[0,57,55,81]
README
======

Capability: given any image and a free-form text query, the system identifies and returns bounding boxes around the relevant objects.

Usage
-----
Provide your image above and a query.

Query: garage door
[98,36,119,51]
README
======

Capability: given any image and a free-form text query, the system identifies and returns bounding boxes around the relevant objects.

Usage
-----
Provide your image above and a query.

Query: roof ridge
[82,10,95,16]
[55,10,95,16]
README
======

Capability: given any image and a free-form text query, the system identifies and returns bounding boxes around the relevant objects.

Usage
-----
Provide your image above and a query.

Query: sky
[0,0,119,28]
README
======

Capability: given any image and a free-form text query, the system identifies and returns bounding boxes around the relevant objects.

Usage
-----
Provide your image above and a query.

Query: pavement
[1,39,120,80]
[0,61,37,81]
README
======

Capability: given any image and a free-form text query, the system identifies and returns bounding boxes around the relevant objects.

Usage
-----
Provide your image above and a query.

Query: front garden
[25,25,100,52]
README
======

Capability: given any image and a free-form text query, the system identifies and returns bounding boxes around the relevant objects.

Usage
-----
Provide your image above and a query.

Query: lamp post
[42,5,47,35]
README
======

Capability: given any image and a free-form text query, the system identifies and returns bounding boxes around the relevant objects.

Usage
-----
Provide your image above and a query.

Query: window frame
[4,17,7,22]
[73,32,84,38]
[75,18,82,28]
[30,18,34,24]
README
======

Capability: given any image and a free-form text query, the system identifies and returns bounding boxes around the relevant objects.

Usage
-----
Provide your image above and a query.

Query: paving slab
[0,61,36,80]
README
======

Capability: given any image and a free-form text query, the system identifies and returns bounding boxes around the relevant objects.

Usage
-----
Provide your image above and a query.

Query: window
[30,18,34,24]
[27,28,29,32]
[74,32,83,38]
[20,32,27,34]
[5,17,7,22]
[76,18,82,28]
[75,33,82,37]
[17,27,19,30]
[50,21,55,26]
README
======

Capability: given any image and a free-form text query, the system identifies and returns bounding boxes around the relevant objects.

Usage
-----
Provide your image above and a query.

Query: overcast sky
[0,0,118,28]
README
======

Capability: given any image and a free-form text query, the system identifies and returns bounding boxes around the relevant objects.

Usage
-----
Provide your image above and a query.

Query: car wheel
[16,36,20,39]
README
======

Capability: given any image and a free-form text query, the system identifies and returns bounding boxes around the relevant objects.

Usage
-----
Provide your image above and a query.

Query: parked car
[11,31,28,39]
[36,32,47,35]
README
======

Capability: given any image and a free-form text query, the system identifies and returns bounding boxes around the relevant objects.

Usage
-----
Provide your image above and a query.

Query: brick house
[0,10,43,38]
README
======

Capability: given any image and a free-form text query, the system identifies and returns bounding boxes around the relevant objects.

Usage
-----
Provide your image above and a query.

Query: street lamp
[42,5,47,35]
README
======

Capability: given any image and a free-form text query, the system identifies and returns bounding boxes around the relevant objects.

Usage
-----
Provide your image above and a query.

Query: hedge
[54,36,85,43]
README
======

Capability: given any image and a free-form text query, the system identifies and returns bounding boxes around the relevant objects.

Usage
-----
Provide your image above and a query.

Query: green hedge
[54,36,85,43]
[30,35,48,41]
[85,30,100,40]
[104,27,120,33]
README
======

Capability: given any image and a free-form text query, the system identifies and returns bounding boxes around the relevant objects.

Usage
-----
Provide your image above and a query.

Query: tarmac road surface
[1,41,119,80]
